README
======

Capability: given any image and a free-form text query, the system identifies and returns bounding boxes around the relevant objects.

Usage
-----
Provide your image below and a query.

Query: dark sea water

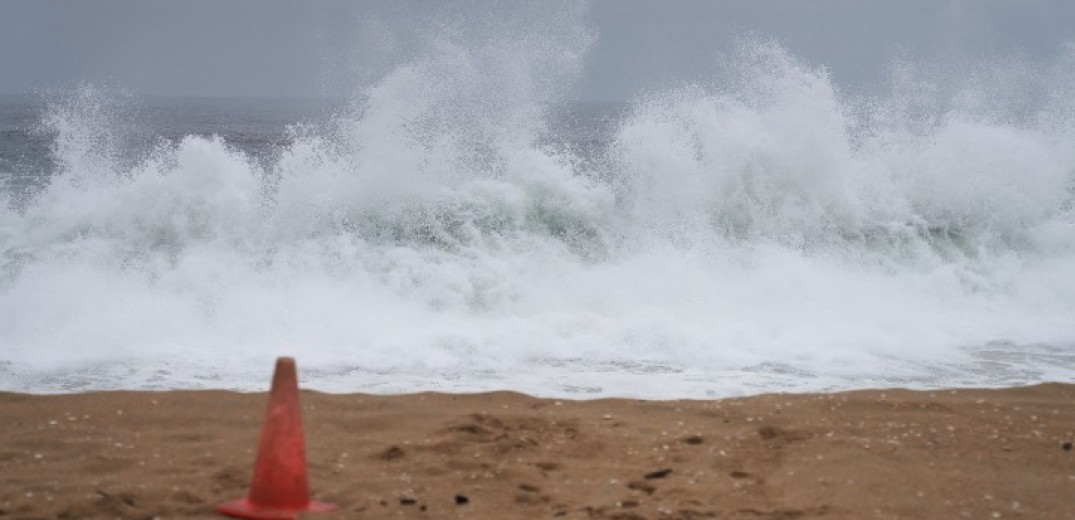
[0,96,336,205]
[1,40,1073,397]
[0,95,622,208]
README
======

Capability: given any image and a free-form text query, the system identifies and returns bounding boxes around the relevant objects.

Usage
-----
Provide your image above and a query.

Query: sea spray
[1,31,1073,396]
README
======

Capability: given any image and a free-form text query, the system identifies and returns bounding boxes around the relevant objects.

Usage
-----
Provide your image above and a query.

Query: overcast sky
[1,0,1073,101]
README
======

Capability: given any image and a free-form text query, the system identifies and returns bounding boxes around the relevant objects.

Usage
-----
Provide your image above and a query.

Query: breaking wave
[1,13,1073,397]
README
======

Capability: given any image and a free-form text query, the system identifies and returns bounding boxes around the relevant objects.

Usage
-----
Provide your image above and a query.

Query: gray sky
[1,0,1073,101]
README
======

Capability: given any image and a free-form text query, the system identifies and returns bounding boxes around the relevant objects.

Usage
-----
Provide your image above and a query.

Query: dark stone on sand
[399,497,416,506]
[683,435,704,445]
[644,468,673,479]
[379,445,405,461]
[1063,441,1072,451]
[628,480,656,494]
[455,494,469,505]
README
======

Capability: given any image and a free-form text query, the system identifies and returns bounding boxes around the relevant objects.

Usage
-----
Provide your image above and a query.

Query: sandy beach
[0,383,1072,519]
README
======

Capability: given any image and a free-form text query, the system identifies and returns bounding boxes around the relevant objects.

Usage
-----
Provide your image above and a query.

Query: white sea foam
[1,23,1073,397]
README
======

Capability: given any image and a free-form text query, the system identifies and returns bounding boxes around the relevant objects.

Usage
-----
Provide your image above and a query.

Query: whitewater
[2,13,1074,397]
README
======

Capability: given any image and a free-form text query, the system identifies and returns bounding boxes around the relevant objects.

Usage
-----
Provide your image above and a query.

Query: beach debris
[627,480,656,494]
[399,497,417,506]
[683,435,704,445]
[454,494,469,505]
[1062,441,1072,451]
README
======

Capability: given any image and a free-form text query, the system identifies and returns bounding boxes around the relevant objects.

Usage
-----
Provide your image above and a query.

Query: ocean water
[2,28,1074,397]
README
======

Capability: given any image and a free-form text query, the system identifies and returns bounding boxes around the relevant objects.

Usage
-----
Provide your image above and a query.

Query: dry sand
[1,383,1073,519]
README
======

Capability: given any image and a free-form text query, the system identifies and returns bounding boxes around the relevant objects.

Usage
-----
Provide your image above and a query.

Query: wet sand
[1,383,1073,519]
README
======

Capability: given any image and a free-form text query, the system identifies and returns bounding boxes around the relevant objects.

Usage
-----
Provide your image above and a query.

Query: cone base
[215,498,338,519]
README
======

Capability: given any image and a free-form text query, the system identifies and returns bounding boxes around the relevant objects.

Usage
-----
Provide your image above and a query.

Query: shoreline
[2,383,1073,519]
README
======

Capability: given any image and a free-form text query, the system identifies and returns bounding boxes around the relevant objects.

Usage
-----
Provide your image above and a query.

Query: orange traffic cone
[216,357,337,519]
